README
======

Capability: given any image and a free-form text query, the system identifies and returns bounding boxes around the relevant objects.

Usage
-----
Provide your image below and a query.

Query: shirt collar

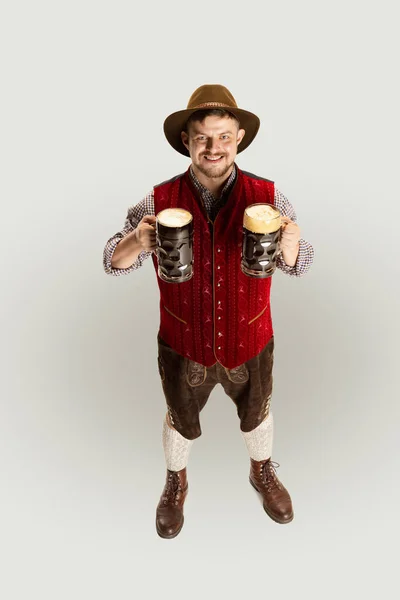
[189,163,237,200]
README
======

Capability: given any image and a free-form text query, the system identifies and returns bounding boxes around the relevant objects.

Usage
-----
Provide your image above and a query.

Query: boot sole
[249,477,294,524]
[156,517,184,539]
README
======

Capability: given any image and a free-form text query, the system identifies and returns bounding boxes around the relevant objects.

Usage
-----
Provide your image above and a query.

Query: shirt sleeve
[103,189,155,276]
[274,187,314,277]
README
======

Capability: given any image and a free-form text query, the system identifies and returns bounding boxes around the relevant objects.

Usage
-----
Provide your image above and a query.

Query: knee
[238,393,272,432]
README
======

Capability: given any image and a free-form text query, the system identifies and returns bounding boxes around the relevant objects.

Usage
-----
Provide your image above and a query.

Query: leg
[157,335,216,440]
[162,412,194,472]
[156,335,217,538]
[242,411,274,460]
[220,338,294,524]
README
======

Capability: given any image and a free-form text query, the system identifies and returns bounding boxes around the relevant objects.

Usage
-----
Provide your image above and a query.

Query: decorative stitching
[194,102,232,108]
[224,364,249,383]
[187,360,207,387]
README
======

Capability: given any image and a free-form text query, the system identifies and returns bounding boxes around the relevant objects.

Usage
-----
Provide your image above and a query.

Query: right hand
[134,215,157,252]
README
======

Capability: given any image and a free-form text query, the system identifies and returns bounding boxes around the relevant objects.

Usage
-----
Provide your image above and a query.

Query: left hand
[280,216,301,251]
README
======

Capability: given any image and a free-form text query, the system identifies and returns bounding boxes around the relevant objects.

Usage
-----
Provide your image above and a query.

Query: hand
[134,215,157,252]
[280,216,301,251]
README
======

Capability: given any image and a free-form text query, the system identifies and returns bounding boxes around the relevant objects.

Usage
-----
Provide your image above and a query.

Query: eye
[196,136,206,141]
[221,135,230,140]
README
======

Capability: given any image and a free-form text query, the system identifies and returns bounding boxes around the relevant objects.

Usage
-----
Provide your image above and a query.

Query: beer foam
[244,204,281,234]
[157,208,192,227]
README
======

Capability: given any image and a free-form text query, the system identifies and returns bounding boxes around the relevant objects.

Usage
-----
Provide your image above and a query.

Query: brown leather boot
[249,458,294,524]
[156,468,188,539]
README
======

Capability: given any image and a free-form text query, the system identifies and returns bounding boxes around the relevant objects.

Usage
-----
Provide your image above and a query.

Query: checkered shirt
[103,164,314,277]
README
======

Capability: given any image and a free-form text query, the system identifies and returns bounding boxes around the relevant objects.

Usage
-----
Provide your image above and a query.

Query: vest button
[217,346,221,350]
[218,316,221,320]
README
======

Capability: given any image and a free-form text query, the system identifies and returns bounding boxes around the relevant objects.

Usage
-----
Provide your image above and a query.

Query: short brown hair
[184,108,240,133]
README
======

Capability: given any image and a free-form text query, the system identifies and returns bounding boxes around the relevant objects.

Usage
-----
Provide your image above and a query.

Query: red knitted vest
[152,166,275,369]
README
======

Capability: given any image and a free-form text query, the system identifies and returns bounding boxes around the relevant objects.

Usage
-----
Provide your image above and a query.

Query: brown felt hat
[163,84,260,157]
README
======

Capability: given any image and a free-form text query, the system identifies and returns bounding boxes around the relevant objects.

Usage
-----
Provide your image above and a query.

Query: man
[103,84,314,539]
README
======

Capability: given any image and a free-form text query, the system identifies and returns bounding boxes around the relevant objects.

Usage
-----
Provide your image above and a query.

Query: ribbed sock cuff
[241,413,274,461]
[162,418,194,471]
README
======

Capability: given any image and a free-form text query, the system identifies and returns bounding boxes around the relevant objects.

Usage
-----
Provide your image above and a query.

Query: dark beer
[156,208,193,283]
[241,204,281,278]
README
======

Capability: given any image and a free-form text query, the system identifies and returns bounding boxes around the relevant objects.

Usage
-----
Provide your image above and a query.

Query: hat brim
[163,107,260,157]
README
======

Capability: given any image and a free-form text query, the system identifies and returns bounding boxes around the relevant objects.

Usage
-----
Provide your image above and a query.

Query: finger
[142,215,157,225]
[281,226,299,236]
[281,240,300,248]
[143,229,157,244]
[142,237,156,250]
[280,232,300,242]
[281,222,298,231]
[281,229,298,238]
[141,236,157,248]
[142,223,157,233]
[280,241,300,249]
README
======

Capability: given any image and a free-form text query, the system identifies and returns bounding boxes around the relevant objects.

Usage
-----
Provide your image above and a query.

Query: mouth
[203,155,224,163]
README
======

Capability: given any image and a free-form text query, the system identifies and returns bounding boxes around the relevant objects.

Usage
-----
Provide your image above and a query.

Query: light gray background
[1,1,399,598]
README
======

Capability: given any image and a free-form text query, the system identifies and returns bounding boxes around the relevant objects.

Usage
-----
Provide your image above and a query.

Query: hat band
[190,102,236,109]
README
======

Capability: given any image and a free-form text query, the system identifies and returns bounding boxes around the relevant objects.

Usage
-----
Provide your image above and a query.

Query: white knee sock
[162,418,194,471]
[241,412,274,461]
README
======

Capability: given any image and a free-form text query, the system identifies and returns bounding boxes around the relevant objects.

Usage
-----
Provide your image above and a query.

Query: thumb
[280,216,292,229]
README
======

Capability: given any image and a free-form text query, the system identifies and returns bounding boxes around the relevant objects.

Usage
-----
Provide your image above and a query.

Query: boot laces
[261,460,283,492]
[163,472,182,505]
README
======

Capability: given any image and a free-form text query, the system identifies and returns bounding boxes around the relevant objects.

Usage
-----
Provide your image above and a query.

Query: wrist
[133,228,144,251]
[281,241,300,266]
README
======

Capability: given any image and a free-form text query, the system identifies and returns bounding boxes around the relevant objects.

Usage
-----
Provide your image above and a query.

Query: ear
[237,128,246,146]
[181,131,189,151]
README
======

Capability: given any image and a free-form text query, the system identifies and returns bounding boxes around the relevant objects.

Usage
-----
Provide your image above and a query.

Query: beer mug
[241,203,282,278]
[156,208,194,283]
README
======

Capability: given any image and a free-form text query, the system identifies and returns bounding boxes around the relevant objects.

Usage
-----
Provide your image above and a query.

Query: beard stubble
[195,156,234,179]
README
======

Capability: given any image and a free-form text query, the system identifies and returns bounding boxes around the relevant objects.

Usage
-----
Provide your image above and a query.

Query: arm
[103,190,156,276]
[274,187,314,277]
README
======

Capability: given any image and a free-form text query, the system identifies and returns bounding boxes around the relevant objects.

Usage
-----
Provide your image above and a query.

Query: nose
[206,137,221,152]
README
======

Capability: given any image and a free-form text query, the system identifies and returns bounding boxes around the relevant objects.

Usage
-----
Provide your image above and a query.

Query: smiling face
[181,113,245,181]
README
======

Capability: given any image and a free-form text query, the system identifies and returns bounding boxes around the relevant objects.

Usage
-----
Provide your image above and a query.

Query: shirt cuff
[103,235,149,276]
[276,238,314,277]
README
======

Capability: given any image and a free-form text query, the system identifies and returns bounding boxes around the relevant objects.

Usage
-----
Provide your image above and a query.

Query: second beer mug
[156,208,193,283]
[241,203,282,278]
